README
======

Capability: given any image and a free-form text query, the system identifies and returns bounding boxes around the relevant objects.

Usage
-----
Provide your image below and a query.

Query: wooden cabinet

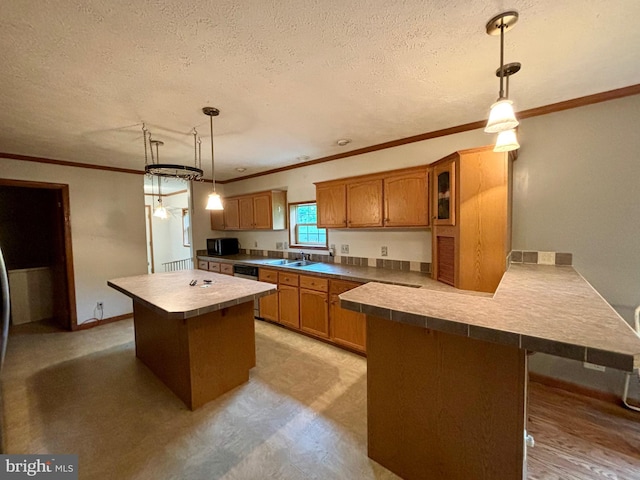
[317,183,347,228]
[220,263,234,275]
[208,261,221,273]
[239,196,254,229]
[210,209,225,230]
[433,158,455,226]
[223,198,240,230]
[315,166,429,229]
[347,179,383,227]
[258,268,279,322]
[384,169,429,227]
[212,191,286,231]
[431,146,510,293]
[299,275,329,338]
[330,280,366,352]
[197,260,208,270]
[278,284,299,328]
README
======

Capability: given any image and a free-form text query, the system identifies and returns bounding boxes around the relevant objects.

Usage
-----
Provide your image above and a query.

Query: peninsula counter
[340,264,640,480]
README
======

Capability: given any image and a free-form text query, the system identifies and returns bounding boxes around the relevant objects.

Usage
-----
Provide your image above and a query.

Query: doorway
[0,179,77,330]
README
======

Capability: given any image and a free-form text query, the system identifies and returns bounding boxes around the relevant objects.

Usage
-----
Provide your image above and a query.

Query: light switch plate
[381,246,388,257]
[341,244,349,254]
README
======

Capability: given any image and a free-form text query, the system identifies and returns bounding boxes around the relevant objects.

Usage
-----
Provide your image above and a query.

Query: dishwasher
[233,265,260,318]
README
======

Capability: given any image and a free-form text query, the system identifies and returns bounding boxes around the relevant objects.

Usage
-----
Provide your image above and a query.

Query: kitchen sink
[265,259,300,265]
[289,260,317,267]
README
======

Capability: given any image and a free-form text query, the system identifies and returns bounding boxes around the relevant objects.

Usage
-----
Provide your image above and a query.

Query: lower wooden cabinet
[300,287,329,338]
[258,268,279,322]
[278,284,299,328]
[330,280,366,352]
[257,268,366,353]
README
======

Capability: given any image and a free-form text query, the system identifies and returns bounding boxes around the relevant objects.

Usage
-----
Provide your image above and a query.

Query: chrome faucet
[299,251,308,262]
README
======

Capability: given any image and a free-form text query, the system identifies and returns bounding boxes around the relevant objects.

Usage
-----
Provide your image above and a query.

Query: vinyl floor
[2,318,639,479]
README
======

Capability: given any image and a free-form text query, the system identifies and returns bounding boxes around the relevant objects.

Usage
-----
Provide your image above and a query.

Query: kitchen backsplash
[509,250,573,266]
[196,249,431,273]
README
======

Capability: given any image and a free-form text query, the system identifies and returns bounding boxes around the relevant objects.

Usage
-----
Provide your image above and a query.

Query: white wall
[145,191,191,269]
[0,157,148,324]
[192,94,640,399]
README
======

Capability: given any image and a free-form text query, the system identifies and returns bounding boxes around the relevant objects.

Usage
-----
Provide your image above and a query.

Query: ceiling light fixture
[142,124,204,180]
[235,167,247,173]
[203,107,223,211]
[484,11,521,153]
[336,139,351,147]
[148,140,169,219]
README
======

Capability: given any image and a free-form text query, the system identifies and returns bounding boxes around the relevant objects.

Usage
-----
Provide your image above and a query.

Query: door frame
[145,205,155,273]
[0,178,77,330]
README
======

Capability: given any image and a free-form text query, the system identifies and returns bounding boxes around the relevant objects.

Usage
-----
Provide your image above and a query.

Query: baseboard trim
[528,372,636,407]
[75,313,132,331]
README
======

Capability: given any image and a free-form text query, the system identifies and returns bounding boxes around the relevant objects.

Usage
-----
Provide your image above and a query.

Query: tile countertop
[108,270,276,320]
[198,254,491,293]
[340,264,640,372]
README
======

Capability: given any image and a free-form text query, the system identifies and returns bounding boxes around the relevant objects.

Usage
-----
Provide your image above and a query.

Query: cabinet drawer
[220,263,234,275]
[278,272,299,287]
[208,262,221,272]
[259,268,278,284]
[299,275,328,292]
[329,279,363,295]
[197,260,208,270]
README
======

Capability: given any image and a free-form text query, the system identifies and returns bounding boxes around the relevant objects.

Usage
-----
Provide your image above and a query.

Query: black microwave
[207,238,239,256]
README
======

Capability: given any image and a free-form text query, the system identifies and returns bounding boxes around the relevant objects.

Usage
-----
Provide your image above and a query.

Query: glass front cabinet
[432,159,455,226]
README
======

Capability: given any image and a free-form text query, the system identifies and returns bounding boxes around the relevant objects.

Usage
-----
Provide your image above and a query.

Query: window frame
[288,201,328,250]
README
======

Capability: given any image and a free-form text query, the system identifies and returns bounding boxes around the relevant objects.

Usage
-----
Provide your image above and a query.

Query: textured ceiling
[1,1,639,181]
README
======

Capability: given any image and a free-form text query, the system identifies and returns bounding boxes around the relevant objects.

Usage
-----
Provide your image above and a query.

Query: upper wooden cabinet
[210,191,286,231]
[431,146,510,293]
[347,179,383,227]
[384,169,429,227]
[317,183,347,228]
[315,166,429,229]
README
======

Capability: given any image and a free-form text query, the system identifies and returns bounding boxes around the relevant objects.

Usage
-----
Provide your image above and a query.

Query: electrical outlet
[276,242,283,250]
[97,302,103,310]
[381,246,388,257]
[341,244,349,254]
[583,362,606,372]
[254,241,258,248]
[284,242,289,249]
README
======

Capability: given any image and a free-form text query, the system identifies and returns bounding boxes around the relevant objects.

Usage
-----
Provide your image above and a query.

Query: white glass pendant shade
[205,192,224,211]
[153,204,168,219]
[485,99,519,133]
[494,129,520,152]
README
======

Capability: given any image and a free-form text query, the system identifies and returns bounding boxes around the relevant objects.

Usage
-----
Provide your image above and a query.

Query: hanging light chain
[142,124,149,166]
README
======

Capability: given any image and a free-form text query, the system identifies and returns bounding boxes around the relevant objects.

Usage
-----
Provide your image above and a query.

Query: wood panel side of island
[133,300,256,410]
[367,315,527,480]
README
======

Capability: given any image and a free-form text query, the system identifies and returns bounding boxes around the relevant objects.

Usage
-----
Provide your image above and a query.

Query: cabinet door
[259,291,279,322]
[259,268,279,321]
[317,183,347,228]
[384,170,429,227]
[224,198,240,230]
[278,284,300,329]
[253,193,272,229]
[300,288,329,338]
[435,234,456,286]
[197,260,208,270]
[433,160,456,226]
[239,197,254,229]
[347,179,383,227]
[220,263,234,275]
[330,280,366,352]
[210,210,225,230]
[208,261,221,272]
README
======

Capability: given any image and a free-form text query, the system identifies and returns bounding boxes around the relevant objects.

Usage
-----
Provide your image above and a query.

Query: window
[289,202,327,248]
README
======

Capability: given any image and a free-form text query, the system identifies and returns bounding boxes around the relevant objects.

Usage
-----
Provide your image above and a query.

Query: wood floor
[2,318,639,479]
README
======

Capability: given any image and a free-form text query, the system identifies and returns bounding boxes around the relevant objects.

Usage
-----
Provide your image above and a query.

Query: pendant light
[484,12,519,134]
[203,107,224,211]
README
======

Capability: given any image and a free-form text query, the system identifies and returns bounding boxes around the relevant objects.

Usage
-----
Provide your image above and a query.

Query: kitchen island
[108,269,276,410]
[340,263,640,480]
